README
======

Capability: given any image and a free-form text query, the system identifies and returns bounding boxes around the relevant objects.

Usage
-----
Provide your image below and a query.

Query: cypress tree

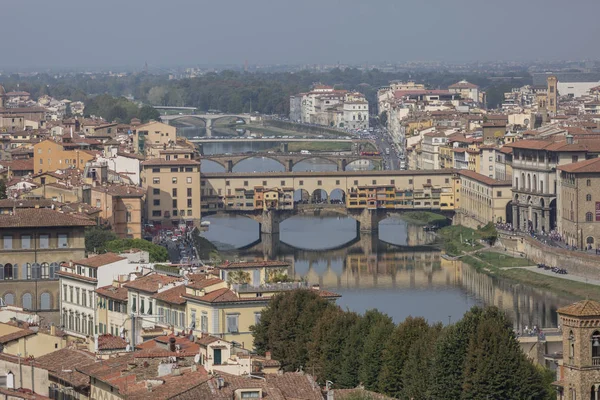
[402,324,442,400]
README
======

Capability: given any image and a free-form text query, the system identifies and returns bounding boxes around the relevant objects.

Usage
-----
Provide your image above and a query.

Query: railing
[593,357,600,366]
[232,281,309,293]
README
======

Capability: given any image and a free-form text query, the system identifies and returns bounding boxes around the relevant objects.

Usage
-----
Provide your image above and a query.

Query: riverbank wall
[497,232,600,280]
[452,211,486,230]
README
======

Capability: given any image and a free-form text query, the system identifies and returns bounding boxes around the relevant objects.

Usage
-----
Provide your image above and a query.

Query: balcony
[232,281,309,293]
[593,357,600,366]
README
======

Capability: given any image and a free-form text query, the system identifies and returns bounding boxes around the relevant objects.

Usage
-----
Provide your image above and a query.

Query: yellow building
[131,121,176,155]
[183,261,340,348]
[89,185,145,239]
[0,322,67,358]
[33,139,95,174]
[141,159,202,227]
[254,186,294,210]
[96,281,130,339]
[467,148,481,172]
[459,170,512,224]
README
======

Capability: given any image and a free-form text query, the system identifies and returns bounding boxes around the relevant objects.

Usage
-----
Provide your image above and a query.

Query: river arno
[201,214,574,329]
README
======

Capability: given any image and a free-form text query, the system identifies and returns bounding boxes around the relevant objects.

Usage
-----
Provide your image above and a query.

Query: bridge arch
[311,189,328,204]
[212,115,247,125]
[346,158,377,171]
[232,155,286,173]
[292,156,340,172]
[200,160,227,173]
[163,115,207,125]
[294,189,310,204]
[329,188,346,204]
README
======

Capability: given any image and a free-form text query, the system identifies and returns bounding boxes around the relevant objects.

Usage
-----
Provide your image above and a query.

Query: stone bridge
[201,152,382,172]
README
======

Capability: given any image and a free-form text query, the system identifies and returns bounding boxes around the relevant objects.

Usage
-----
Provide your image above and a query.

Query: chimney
[169,337,176,352]
[566,134,574,145]
[50,324,56,336]
[265,351,271,360]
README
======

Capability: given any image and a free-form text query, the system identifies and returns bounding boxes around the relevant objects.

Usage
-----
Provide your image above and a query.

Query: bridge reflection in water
[206,215,573,328]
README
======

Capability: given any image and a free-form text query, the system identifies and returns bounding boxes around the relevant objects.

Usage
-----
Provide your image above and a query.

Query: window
[187,188,192,197]
[4,293,14,305]
[587,194,592,201]
[58,234,68,248]
[152,167,160,173]
[153,199,160,206]
[201,313,208,332]
[262,181,267,186]
[572,156,579,164]
[244,181,248,187]
[226,314,239,333]
[241,391,261,399]
[3,236,12,250]
[185,167,193,172]
[187,199,192,208]
[126,211,132,222]
[299,180,303,186]
[172,188,177,197]
[187,177,192,184]
[96,199,101,208]
[586,212,593,222]
[281,180,286,186]
[409,179,413,185]
[148,300,153,315]
[131,296,137,313]
[318,180,322,186]
[22,293,32,310]
[75,288,80,305]
[153,178,160,184]
[41,263,49,279]
[40,293,51,310]
[39,235,49,249]
[153,188,160,195]
[82,290,87,307]
[497,191,502,197]
[152,210,161,217]
[172,199,178,208]
[427,179,431,184]
[172,177,177,184]
[141,298,145,314]
[21,235,31,249]
[170,167,178,173]
[254,312,261,325]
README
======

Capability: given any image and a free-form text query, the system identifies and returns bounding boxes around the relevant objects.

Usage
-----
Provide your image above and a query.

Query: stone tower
[547,75,558,115]
[0,84,5,109]
[556,300,600,400]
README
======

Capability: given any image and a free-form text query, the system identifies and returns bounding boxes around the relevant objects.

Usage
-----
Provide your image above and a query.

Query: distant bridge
[201,152,382,172]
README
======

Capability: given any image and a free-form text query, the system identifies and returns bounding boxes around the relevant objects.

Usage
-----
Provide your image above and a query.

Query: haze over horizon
[1,0,599,69]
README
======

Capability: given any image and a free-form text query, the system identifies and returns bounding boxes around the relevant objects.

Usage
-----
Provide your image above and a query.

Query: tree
[307,307,360,383]
[429,307,484,400]
[378,316,430,397]
[462,308,547,400]
[359,314,395,391]
[379,110,388,127]
[104,238,168,262]
[401,324,442,400]
[139,105,160,122]
[0,179,6,200]
[250,290,335,371]
[84,226,117,253]
[65,102,72,117]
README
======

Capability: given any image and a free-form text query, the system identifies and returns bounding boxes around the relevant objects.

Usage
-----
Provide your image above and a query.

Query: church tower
[0,85,5,109]
[556,300,600,400]
[547,75,558,115]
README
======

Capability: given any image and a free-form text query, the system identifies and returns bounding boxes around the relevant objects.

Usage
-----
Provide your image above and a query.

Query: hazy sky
[1,0,599,69]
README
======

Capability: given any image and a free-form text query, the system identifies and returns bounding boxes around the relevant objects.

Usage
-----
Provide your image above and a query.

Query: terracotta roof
[124,273,182,293]
[36,348,95,389]
[185,278,224,291]
[218,260,290,270]
[136,334,201,353]
[459,170,512,187]
[558,158,600,174]
[141,159,200,166]
[96,285,129,301]
[184,287,340,304]
[56,270,98,283]
[91,185,145,198]
[0,387,51,400]
[97,334,128,350]
[558,300,600,317]
[0,208,95,228]
[0,159,34,171]
[0,328,36,344]
[152,284,188,305]
[72,253,126,268]
[449,81,479,89]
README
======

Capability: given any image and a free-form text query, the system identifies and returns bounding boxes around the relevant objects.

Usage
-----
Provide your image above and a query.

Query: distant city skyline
[1,0,599,69]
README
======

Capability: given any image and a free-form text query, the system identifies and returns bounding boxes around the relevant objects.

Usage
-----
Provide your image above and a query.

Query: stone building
[0,208,94,323]
[458,170,512,225]
[558,158,600,249]
[555,300,600,400]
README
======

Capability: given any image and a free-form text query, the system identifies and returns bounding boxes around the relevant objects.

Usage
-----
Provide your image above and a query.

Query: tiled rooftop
[124,273,182,293]
[72,253,126,268]
[0,208,95,228]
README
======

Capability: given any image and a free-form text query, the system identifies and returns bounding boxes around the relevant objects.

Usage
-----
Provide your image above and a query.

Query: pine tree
[377,316,430,397]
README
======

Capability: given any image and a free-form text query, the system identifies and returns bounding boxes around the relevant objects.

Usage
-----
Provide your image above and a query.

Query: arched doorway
[549,199,557,230]
[293,189,310,204]
[505,201,513,225]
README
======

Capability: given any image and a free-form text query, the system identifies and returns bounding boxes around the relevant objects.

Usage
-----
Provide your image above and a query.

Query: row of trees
[83,94,159,123]
[0,68,532,116]
[84,227,168,262]
[251,290,554,400]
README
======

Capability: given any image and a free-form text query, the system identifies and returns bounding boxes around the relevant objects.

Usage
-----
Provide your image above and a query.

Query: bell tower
[557,300,600,400]
[547,75,558,115]
[0,85,5,109]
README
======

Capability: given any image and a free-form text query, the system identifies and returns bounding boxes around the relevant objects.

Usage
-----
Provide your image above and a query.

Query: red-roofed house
[449,80,481,103]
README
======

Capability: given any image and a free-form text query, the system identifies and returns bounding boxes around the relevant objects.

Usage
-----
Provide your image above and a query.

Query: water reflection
[202,214,573,326]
